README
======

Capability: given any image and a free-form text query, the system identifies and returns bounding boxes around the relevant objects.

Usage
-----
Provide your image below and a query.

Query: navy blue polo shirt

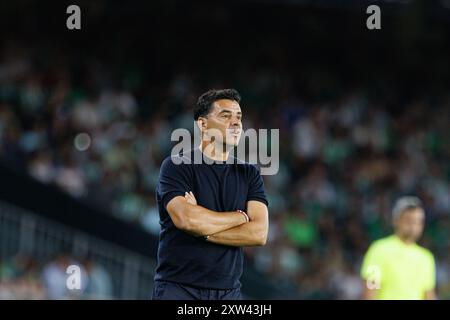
[154,148,268,289]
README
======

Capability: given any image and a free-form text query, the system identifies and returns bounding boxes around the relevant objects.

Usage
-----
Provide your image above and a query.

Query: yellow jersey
[360,234,436,300]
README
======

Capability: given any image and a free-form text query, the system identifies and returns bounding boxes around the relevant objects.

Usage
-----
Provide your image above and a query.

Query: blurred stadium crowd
[1,36,450,299]
[0,253,113,299]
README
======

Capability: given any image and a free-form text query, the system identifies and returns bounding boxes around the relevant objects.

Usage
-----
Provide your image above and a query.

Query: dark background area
[0,0,449,299]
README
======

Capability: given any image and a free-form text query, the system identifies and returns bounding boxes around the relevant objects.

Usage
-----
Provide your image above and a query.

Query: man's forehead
[403,207,425,218]
[212,99,241,112]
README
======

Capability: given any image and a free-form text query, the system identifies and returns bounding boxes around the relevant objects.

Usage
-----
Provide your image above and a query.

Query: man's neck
[394,233,415,245]
[199,141,231,162]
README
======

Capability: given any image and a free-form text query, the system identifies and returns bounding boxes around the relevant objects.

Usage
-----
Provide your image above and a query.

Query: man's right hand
[184,191,197,205]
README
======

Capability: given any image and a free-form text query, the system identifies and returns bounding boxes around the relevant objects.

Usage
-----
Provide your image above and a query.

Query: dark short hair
[194,88,241,120]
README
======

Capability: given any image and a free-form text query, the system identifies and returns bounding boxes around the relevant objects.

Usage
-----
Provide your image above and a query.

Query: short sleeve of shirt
[246,165,268,206]
[158,156,194,209]
[423,251,436,291]
[361,242,383,280]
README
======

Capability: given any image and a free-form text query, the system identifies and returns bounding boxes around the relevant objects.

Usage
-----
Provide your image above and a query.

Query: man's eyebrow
[218,109,242,115]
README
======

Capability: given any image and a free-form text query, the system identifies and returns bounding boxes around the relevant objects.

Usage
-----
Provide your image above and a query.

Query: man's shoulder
[160,150,262,174]
[228,155,257,167]
[369,235,396,252]
[415,244,435,262]
[161,150,196,166]
[158,151,196,178]
[229,157,264,178]
[227,154,261,169]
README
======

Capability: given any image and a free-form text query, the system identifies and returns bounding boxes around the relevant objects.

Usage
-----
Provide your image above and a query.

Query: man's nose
[230,116,241,127]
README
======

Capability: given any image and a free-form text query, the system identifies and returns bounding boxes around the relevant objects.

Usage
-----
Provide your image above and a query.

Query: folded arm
[166,193,248,237]
[206,200,269,247]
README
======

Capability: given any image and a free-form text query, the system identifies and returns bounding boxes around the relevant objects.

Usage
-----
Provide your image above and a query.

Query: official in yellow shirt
[360,196,436,300]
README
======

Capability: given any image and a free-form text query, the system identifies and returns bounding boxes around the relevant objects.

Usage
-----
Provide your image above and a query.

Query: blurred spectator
[0,36,449,299]
[41,254,87,299]
[83,257,113,299]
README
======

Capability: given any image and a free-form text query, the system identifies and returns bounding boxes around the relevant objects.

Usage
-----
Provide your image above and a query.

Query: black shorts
[152,280,242,300]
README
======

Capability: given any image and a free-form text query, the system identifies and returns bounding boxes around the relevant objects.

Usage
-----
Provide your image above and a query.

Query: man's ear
[197,118,207,132]
[392,215,400,229]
